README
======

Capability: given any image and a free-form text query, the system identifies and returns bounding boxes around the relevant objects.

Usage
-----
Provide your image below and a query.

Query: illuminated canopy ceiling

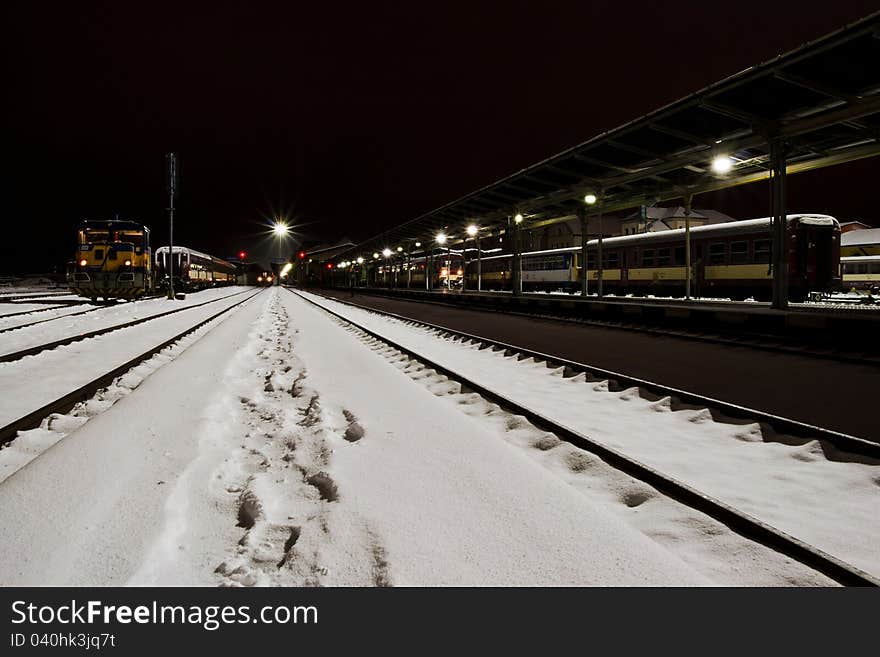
[345,10,880,256]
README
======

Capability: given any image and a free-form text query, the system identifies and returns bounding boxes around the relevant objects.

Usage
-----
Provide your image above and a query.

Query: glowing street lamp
[273,221,289,236]
[382,248,392,257]
[435,233,447,245]
[711,155,733,175]
[514,213,524,224]
[466,224,481,292]
[584,194,597,205]
[357,256,364,264]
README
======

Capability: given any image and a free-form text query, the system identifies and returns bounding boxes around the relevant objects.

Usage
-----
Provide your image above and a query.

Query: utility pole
[476,234,482,292]
[684,191,693,300]
[578,207,588,296]
[597,190,605,298]
[165,153,177,300]
[512,214,523,297]
[770,138,789,310]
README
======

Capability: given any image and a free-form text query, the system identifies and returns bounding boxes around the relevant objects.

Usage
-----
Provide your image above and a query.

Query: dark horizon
[3,1,878,273]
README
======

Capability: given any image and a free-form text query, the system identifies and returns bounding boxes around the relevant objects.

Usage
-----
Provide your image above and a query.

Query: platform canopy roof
[341,10,880,259]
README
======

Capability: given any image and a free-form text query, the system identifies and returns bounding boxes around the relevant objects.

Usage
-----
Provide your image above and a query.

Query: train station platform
[320,286,880,349]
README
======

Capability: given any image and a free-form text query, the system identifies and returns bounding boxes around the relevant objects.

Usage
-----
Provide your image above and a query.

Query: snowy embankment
[297,290,879,579]
[0,286,252,357]
[0,288,836,585]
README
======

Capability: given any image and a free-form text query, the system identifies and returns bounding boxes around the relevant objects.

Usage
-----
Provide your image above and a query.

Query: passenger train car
[840,255,880,292]
[69,219,154,301]
[465,214,840,301]
[155,246,237,292]
[387,252,465,289]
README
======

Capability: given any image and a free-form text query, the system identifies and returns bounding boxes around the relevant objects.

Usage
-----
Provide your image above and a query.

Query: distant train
[464,214,840,301]
[841,255,880,292]
[155,246,237,292]
[381,253,465,289]
[69,219,154,301]
[256,271,275,286]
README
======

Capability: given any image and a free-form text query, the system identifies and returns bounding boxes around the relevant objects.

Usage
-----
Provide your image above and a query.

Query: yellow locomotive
[69,219,154,301]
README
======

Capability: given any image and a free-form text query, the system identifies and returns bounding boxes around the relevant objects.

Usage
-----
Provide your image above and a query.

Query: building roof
[841,228,880,246]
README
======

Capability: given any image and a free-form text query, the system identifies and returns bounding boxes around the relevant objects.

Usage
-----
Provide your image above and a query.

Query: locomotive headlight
[124,259,132,266]
[79,259,87,267]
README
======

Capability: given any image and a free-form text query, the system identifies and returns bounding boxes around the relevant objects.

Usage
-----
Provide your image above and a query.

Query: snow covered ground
[0,286,252,357]
[297,290,880,579]
[0,302,103,329]
[0,289,260,435]
[0,287,848,585]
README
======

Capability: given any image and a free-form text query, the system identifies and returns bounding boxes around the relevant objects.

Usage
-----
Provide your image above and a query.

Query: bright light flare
[382,248,392,257]
[711,155,733,174]
[584,194,597,205]
[436,233,447,245]
[466,224,478,236]
[273,222,289,236]
[357,257,364,264]
[514,213,524,224]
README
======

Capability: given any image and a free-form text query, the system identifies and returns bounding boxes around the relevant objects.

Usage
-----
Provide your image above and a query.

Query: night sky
[4,1,878,273]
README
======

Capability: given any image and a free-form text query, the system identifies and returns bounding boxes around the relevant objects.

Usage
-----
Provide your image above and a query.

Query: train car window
[656,248,671,267]
[871,263,880,274]
[753,240,771,264]
[674,246,685,265]
[604,252,620,268]
[94,249,104,260]
[642,249,655,266]
[85,230,110,242]
[730,241,748,264]
[708,243,727,265]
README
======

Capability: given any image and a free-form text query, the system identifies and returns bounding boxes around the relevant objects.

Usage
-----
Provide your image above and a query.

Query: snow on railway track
[133,288,831,586]
[0,302,105,332]
[0,289,264,450]
[0,287,253,361]
[296,288,880,583]
[0,287,864,585]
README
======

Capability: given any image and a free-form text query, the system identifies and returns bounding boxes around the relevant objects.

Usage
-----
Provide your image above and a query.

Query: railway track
[0,289,264,447]
[340,289,880,366]
[292,287,879,587]
[0,305,107,333]
[0,289,254,363]
[0,291,72,302]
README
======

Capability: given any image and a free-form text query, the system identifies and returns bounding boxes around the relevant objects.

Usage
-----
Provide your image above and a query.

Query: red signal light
[238,251,246,259]
[298,251,306,259]
[326,263,333,269]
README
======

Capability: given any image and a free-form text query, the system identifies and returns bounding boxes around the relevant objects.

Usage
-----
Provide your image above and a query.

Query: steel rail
[292,287,879,587]
[0,289,264,446]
